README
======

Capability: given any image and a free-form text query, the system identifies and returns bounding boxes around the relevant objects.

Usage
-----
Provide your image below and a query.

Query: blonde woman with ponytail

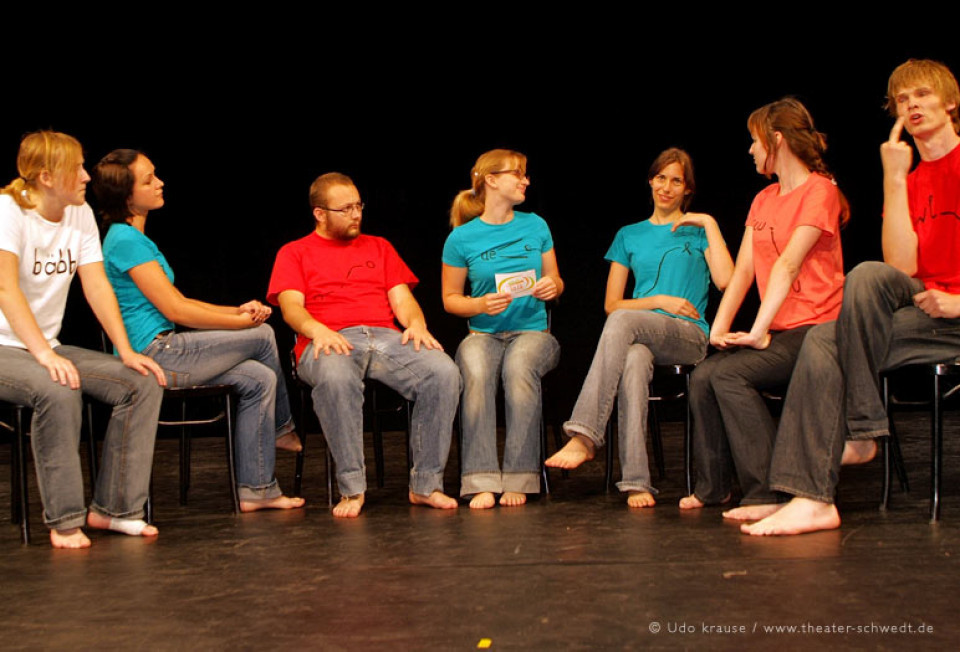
[442,149,562,509]
[0,132,165,548]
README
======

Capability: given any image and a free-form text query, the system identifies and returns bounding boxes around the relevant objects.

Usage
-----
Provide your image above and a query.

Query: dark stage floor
[2,402,958,651]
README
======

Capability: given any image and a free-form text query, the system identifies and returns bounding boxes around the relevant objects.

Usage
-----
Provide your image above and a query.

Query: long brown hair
[748,98,850,226]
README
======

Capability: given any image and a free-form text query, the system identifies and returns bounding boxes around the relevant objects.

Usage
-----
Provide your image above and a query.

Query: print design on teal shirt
[478,237,535,262]
[639,241,695,295]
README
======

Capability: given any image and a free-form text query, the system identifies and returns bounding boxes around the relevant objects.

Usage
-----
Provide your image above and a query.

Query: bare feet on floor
[678,493,731,510]
[276,432,303,452]
[627,491,656,508]
[409,491,458,510]
[545,434,595,469]
[841,439,878,466]
[240,495,306,512]
[50,528,91,549]
[469,492,496,509]
[499,492,527,507]
[740,497,841,536]
[86,510,159,537]
[722,504,783,521]
[333,494,364,518]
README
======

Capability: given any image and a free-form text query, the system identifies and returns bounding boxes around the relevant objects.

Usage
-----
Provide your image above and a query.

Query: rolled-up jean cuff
[848,428,887,441]
[563,421,604,447]
[276,418,296,439]
[409,471,444,497]
[460,471,503,497]
[238,480,283,501]
[616,481,658,495]
[502,471,540,494]
[89,502,147,521]
[336,468,367,498]
[769,484,835,506]
[46,508,89,531]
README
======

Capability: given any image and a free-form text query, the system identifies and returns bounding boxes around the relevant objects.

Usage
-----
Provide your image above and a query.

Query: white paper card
[495,269,537,297]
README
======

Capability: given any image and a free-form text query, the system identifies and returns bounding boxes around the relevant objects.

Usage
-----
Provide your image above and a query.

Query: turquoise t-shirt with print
[442,211,553,333]
[103,223,176,353]
[605,220,710,335]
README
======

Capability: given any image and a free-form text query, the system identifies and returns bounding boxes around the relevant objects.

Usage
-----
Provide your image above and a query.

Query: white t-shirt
[0,194,103,348]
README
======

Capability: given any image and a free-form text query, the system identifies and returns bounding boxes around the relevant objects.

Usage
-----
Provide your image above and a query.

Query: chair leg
[179,400,189,506]
[294,386,309,498]
[604,418,615,493]
[326,447,334,507]
[540,412,550,495]
[371,386,385,490]
[224,394,240,515]
[15,408,30,545]
[649,402,665,480]
[684,372,693,496]
[931,374,943,523]
[85,401,98,487]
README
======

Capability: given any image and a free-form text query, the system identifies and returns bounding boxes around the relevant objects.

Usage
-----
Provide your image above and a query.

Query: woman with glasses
[93,149,304,513]
[680,98,848,519]
[442,149,563,509]
[0,131,166,548]
[545,148,734,507]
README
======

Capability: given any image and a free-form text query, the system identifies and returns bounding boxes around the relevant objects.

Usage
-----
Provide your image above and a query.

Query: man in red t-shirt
[740,59,960,536]
[268,172,460,518]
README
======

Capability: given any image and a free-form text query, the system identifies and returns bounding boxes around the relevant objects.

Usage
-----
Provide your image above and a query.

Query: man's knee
[845,261,905,300]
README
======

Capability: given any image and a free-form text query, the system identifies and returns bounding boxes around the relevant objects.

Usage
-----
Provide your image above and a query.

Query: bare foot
[240,495,306,512]
[679,493,731,510]
[499,492,527,507]
[50,528,91,549]
[841,439,878,466]
[627,491,656,508]
[722,504,783,521]
[545,434,595,469]
[333,494,364,518]
[741,497,841,536]
[409,490,458,510]
[86,510,158,537]
[276,432,303,452]
[469,492,496,509]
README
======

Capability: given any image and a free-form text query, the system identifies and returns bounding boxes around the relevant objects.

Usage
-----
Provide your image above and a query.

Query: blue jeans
[456,331,560,496]
[0,345,163,530]
[688,326,812,505]
[297,326,460,498]
[143,324,293,501]
[770,262,960,503]
[564,310,707,494]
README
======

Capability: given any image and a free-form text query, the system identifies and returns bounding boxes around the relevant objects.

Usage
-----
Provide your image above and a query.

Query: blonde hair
[449,149,527,227]
[886,59,960,133]
[1,131,83,210]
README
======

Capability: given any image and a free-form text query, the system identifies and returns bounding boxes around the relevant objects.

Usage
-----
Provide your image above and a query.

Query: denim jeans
[564,310,707,494]
[143,324,293,500]
[769,262,960,503]
[297,326,460,498]
[456,331,560,496]
[688,326,812,505]
[0,345,163,530]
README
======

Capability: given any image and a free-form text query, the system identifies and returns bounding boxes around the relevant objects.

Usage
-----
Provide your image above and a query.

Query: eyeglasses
[319,202,365,214]
[489,169,528,179]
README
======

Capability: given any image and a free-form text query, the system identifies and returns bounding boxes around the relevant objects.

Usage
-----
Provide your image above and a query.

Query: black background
[4,17,957,407]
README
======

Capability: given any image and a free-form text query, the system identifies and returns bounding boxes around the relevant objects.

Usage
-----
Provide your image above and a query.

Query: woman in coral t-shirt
[680,98,848,518]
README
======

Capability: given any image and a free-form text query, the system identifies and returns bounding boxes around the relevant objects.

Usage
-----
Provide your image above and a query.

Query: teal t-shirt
[605,220,710,335]
[442,211,553,333]
[103,223,175,353]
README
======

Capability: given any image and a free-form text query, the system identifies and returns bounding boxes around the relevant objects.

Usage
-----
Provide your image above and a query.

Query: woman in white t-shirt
[0,131,166,549]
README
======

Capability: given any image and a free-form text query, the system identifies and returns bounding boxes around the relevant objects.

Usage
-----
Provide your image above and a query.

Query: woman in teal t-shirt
[93,149,304,514]
[442,149,563,509]
[545,148,734,508]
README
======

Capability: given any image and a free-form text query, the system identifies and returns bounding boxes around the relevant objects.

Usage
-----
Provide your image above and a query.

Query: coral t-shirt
[746,173,845,331]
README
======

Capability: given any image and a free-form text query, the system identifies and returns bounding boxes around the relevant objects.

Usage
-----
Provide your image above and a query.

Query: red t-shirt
[908,142,960,293]
[746,173,845,331]
[267,232,418,359]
